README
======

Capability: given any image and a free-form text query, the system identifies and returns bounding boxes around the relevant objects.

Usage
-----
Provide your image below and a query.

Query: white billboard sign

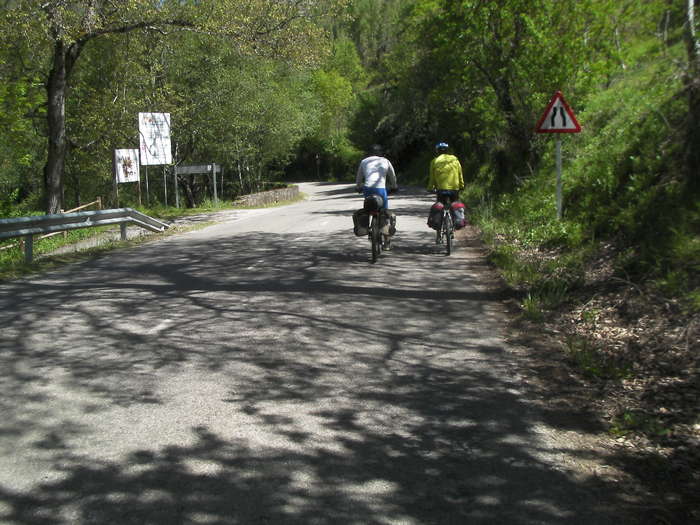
[114,149,140,183]
[138,112,172,165]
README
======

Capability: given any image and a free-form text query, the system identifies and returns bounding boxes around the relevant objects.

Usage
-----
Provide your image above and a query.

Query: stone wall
[236,185,300,207]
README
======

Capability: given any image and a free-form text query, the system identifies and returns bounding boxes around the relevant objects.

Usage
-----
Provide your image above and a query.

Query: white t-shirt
[356,156,397,189]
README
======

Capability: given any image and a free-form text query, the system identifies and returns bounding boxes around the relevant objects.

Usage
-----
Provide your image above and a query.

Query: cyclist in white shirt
[355,144,397,210]
[356,144,398,249]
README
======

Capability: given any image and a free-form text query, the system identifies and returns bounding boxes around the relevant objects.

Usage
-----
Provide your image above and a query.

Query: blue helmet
[436,142,449,152]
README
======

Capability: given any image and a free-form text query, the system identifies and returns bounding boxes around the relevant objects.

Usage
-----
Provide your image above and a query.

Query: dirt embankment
[470,225,699,524]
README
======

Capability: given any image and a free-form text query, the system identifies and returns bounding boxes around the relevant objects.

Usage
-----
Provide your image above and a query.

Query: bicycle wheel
[370,216,381,263]
[444,212,453,256]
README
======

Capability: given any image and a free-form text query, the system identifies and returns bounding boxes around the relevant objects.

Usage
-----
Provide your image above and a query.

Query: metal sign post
[144,165,149,205]
[556,138,563,219]
[113,166,119,208]
[220,166,225,200]
[163,167,168,206]
[212,164,218,203]
[174,168,179,208]
[535,91,582,219]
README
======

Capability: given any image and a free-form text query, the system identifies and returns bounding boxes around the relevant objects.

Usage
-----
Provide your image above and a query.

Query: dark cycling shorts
[436,190,459,207]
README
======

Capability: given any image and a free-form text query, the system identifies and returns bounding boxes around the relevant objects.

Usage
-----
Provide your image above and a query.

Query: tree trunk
[685,0,700,194]
[183,176,196,208]
[44,42,68,214]
[491,76,534,191]
[686,80,700,193]
[44,39,82,214]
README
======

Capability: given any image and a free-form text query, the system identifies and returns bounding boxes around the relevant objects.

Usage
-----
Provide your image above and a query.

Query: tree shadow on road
[0,229,656,524]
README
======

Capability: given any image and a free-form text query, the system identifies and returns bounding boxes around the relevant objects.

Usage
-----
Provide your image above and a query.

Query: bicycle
[431,190,458,256]
[436,205,454,255]
[357,189,396,263]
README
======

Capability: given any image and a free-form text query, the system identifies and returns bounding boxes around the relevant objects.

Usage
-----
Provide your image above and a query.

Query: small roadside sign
[535,91,581,133]
[114,149,140,183]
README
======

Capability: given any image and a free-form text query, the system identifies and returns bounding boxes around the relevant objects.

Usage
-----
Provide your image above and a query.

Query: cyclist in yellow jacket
[427,142,464,206]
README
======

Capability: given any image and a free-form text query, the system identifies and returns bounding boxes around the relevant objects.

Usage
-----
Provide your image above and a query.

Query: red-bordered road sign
[535,91,581,133]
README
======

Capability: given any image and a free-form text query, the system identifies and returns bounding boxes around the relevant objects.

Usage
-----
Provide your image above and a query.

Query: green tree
[156,31,324,202]
[314,70,354,138]
[1,0,336,213]
[365,0,648,189]
[347,0,405,70]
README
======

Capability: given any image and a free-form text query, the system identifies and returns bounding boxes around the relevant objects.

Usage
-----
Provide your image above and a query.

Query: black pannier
[363,194,384,212]
[352,209,370,236]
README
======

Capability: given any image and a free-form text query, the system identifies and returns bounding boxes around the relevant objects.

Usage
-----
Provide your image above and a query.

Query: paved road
[0,183,631,524]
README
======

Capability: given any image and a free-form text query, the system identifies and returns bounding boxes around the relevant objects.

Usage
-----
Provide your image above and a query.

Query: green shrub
[610,410,670,438]
[565,336,632,381]
[472,39,696,313]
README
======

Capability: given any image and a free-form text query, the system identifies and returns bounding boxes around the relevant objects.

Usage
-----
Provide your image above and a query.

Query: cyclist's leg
[445,211,453,255]
[364,187,390,248]
[371,214,381,262]
[365,187,394,248]
[383,214,393,249]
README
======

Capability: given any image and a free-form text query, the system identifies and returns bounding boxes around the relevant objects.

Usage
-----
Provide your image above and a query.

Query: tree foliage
[0,0,341,212]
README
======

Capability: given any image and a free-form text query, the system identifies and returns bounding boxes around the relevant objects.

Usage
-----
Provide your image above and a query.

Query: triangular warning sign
[535,91,581,133]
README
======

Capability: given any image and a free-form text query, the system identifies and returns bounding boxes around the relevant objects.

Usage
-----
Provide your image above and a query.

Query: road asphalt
[0,183,638,524]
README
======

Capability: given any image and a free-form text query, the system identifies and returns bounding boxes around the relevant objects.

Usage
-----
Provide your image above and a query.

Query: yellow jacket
[427,154,464,191]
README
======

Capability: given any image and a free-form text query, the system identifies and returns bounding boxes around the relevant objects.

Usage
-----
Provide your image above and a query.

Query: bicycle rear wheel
[443,212,453,256]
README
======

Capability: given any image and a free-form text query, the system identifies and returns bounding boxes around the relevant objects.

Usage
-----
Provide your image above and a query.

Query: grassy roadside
[0,222,210,282]
[474,223,699,523]
[0,192,306,282]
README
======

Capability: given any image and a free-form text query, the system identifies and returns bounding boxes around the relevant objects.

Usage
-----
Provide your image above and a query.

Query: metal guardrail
[0,198,104,252]
[0,208,169,263]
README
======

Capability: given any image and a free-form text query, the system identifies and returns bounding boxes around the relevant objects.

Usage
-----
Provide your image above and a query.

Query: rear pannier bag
[363,194,384,212]
[427,202,444,230]
[451,202,467,230]
[353,209,370,236]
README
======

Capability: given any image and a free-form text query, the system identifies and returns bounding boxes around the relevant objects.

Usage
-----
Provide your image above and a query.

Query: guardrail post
[60,209,67,239]
[174,168,180,208]
[120,223,128,241]
[24,234,33,264]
